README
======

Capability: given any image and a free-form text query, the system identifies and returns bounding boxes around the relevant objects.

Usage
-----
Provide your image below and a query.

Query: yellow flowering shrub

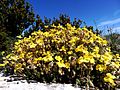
[2,23,120,89]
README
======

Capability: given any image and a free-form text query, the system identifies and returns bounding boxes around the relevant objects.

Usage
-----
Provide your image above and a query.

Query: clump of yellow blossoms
[2,23,120,89]
[104,73,116,86]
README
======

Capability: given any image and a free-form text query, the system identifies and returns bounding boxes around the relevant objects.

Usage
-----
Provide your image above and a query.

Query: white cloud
[98,18,120,26]
[113,27,120,30]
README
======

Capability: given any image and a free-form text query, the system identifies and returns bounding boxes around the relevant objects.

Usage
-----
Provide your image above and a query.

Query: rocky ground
[0,72,120,90]
[0,80,81,90]
[0,72,82,90]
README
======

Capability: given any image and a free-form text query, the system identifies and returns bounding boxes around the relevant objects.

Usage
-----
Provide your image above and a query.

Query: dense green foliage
[0,0,34,52]
[2,24,120,89]
[105,33,120,54]
[24,14,83,37]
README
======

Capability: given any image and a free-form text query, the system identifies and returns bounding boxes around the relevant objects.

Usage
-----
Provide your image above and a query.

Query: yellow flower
[92,52,100,58]
[67,51,73,55]
[44,32,49,37]
[15,63,22,69]
[55,56,62,61]
[69,36,79,43]
[77,57,83,64]
[82,49,89,54]
[15,41,20,45]
[102,40,107,45]
[33,57,42,64]
[56,60,65,68]
[104,77,116,86]
[29,42,37,48]
[93,46,99,53]
[106,73,116,79]
[89,58,95,64]
[60,46,66,51]
[46,51,51,55]
[92,34,97,40]
[89,38,94,43]
[75,45,84,52]
[47,55,54,61]
[0,64,5,67]
[106,47,111,52]
[17,47,22,52]
[116,54,120,58]
[96,64,107,71]
[100,52,113,65]
[43,57,48,62]
[75,47,80,52]
[10,56,18,61]
[66,23,72,29]
[36,38,44,44]
[83,53,95,64]
[31,31,37,36]
[77,56,89,64]
[104,73,116,86]
[43,55,53,62]
[57,24,64,29]
[65,62,70,68]
[19,53,25,59]
[44,26,48,28]
[6,54,12,59]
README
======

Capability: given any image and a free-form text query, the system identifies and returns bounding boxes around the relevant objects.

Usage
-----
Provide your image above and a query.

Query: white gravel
[0,76,82,90]
[0,73,120,90]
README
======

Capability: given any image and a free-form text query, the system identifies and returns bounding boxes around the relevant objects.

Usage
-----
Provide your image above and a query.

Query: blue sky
[26,0,120,34]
